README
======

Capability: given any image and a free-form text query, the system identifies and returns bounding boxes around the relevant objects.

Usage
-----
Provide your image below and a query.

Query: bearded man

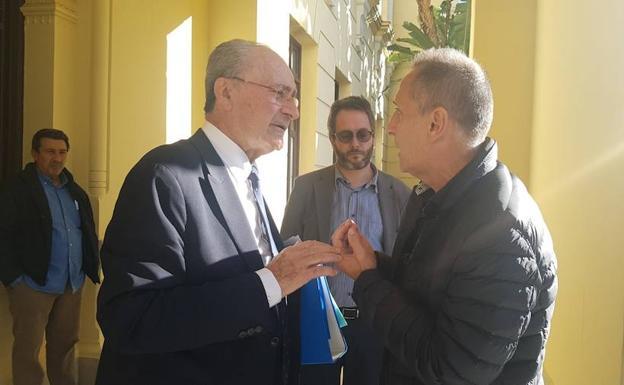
[281,96,410,385]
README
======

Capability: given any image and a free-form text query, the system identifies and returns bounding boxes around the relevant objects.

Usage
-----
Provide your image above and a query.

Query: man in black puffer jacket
[332,48,557,385]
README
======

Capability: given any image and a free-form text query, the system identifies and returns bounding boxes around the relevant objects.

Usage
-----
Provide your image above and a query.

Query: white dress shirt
[201,121,282,307]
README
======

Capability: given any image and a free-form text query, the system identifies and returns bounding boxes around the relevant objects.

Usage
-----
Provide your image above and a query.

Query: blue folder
[300,276,348,364]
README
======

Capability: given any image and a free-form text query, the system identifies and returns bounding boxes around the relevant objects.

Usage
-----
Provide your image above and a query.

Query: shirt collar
[334,163,379,191]
[431,137,497,210]
[419,137,498,215]
[201,120,254,183]
[36,168,68,188]
[413,180,431,195]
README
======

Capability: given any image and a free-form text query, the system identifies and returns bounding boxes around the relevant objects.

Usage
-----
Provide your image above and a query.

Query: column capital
[21,0,77,24]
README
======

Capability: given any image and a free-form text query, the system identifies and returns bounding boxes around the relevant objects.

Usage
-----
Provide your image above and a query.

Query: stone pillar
[79,3,111,382]
[20,0,74,160]
[89,0,110,201]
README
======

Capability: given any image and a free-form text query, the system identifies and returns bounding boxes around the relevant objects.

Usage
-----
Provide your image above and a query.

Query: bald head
[408,48,493,146]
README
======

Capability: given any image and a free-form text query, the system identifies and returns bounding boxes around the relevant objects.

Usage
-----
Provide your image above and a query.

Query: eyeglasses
[332,128,374,143]
[229,76,299,108]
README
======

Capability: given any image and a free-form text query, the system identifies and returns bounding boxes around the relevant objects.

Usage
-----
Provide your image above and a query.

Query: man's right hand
[331,219,377,280]
[267,240,341,296]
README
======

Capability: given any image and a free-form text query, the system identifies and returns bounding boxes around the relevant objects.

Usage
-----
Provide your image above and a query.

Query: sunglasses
[333,129,374,143]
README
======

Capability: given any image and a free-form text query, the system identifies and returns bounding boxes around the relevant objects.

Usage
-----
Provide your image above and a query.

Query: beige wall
[383,61,416,187]
[472,0,624,383]
[2,2,391,382]
[103,0,213,229]
[0,0,389,378]
[1,0,98,383]
[0,1,245,383]
[385,1,624,383]
[531,0,624,383]
[472,0,536,185]
[14,1,624,384]
[385,0,537,188]
[382,0,425,187]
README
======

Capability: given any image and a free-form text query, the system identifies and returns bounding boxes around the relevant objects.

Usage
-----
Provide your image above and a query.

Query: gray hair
[409,48,493,145]
[203,39,266,113]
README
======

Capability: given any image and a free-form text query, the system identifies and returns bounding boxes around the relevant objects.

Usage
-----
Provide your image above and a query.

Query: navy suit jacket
[96,129,299,385]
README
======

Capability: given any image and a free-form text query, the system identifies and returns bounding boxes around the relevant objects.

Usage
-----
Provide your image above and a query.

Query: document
[300,276,348,364]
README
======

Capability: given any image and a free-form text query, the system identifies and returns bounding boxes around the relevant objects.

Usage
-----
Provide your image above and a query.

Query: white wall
[290,0,391,177]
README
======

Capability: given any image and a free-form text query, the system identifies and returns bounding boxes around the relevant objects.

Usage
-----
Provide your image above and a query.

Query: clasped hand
[267,220,377,297]
[330,219,377,280]
[267,240,341,297]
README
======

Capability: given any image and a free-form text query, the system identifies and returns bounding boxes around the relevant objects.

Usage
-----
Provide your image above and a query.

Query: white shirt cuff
[255,268,283,308]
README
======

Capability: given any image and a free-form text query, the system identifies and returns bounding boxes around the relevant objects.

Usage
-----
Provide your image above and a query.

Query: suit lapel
[313,167,335,243]
[206,164,259,254]
[23,164,52,217]
[189,130,259,258]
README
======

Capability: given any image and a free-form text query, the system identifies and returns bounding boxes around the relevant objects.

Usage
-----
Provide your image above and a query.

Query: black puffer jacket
[0,163,100,286]
[353,138,557,385]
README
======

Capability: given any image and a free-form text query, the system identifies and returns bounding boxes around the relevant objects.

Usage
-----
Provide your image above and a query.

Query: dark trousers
[299,317,383,385]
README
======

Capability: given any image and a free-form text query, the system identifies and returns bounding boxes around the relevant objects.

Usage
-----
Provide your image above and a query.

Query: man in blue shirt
[0,128,100,385]
[281,96,410,385]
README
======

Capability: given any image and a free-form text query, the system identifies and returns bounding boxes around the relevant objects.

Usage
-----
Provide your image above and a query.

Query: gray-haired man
[95,39,341,385]
[332,48,558,385]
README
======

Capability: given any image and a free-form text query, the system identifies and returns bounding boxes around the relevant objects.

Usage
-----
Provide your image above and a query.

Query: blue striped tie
[248,165,278,257]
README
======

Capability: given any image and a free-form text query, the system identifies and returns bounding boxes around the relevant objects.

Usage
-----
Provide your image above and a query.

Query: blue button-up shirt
[16,172,85,294]
[329,165,383,307]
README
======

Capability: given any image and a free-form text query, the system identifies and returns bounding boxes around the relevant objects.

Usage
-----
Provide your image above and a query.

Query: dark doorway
[0,0,25,185]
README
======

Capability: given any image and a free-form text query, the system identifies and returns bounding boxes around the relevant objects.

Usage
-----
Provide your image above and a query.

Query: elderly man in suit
[281,96,410,385]
[95,39,341,385]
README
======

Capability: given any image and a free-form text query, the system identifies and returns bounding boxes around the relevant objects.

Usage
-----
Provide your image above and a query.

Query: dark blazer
[0,163,100,286]
[352,139,558,385]
[96,129,298,385]
[280,165,410,252]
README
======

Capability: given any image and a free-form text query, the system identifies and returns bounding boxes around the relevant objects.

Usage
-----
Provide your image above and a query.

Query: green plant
[388,0,471,62]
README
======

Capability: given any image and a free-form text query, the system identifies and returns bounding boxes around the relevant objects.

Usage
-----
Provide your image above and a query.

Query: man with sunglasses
[282,96,410,385]
[95,39,341,385]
